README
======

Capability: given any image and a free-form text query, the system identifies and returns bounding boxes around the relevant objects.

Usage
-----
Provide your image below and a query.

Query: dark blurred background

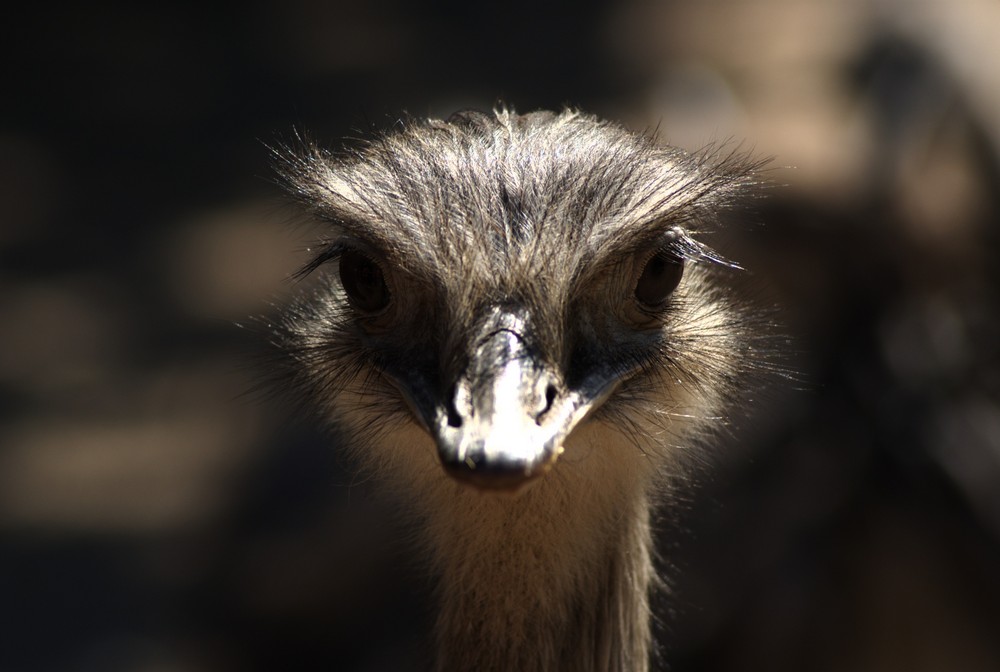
[3,1,1000,670]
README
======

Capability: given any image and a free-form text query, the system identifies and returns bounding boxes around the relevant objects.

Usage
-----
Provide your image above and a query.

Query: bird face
[280,109,757,493]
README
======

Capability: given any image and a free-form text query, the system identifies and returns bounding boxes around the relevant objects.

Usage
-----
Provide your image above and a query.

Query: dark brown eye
[634,250,684,308]
[339,249,390,313]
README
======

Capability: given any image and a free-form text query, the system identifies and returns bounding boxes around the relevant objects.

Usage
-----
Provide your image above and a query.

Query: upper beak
[430,311,593,492]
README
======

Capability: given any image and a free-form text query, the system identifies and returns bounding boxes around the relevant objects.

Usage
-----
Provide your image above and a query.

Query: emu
[276,108,760,672]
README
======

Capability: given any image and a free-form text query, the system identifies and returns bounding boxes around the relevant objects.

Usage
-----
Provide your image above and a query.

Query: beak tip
[436,441,560,492]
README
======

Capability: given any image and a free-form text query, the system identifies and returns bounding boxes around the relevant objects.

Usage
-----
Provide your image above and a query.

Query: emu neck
[420,445,656,672]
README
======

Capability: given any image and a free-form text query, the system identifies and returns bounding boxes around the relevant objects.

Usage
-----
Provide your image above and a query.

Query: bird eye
[339,249,390,313]
[634,250,684,308]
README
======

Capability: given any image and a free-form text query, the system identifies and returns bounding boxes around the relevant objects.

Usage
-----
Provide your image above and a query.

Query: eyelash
[295,241,348,280]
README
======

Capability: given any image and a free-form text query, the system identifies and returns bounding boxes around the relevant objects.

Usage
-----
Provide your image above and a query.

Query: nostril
[446,383,463,428]
[542,384,557,415]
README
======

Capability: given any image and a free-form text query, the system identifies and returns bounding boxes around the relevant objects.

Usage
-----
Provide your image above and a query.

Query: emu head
[279,109,758,493]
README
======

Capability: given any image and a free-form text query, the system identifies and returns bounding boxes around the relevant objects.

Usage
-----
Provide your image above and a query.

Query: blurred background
[3,1,999,670]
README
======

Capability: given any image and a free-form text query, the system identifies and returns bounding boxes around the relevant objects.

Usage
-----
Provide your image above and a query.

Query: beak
[431,311,593,492]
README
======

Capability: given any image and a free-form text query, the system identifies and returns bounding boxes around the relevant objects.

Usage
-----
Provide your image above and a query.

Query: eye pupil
[634,251,684,307]
[339,249,390,313]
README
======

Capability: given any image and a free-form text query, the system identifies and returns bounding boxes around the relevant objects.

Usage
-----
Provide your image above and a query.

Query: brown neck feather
[416,425,659,672]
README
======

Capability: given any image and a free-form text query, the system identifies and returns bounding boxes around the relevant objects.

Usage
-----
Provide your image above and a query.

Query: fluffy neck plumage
[413,424,660,672]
